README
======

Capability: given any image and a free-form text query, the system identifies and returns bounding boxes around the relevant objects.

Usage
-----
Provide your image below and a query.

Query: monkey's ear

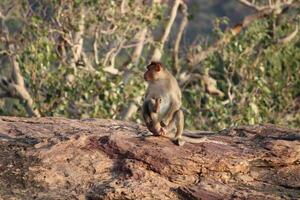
[150,61,158,65]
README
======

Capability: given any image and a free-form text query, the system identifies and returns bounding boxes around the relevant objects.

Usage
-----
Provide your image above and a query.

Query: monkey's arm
[142,101,152,125]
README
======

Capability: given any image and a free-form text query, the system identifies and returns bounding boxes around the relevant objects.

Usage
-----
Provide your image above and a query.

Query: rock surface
[0,117,299,200]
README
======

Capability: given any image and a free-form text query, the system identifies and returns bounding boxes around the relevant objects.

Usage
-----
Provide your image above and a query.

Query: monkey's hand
[158,127,167,136]
[174,136,185,146]
[150,125,165,136]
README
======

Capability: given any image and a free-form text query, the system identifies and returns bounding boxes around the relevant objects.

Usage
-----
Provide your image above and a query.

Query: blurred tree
[0,0,299,131]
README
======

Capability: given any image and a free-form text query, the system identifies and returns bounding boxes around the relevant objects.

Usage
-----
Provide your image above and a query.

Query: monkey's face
[144,62,163,82]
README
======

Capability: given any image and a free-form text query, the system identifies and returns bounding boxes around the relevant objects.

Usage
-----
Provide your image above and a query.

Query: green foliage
[0,1,300,131]
[182,14,300,130]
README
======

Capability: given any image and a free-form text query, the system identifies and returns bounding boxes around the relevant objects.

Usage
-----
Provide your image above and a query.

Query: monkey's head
[144,61,164,82]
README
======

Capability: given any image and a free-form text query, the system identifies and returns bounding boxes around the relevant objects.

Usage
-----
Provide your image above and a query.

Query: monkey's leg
[142,101,151,124]
[142,102,158,134]
[174,110,185,146]
[142,99,162,135]
[150,112,164,136]
[164,109,185,146]
[161,98,181,127]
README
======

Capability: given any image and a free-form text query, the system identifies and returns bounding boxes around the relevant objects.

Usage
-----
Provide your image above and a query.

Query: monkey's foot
[151,128,165,136]
[174,137,185,146]
[152,132,161,137]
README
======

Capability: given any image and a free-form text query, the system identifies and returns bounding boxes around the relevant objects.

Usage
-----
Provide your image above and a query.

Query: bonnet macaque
[142,61,184,146]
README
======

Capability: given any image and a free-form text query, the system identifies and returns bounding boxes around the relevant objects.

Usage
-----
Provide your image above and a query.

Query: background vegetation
[0,0,299,131]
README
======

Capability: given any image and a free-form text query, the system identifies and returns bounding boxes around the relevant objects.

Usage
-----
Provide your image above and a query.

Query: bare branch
[238,0,267,10]
[150,0,181,61]
[238,0,295,11]
[277,25,298,44]
[11,57,40,117]
[100,25,117,35]
[188,1,298,66]
[0,11,40,117]
[121,0,127,14]
[203,74,224,97]
[119,28,148,120]
[71,6,85,68]
[131,28,147,65]
[93,26,100,65]
[81,51,96,71]
[0,75,40,117]
[0,11,5,19]
[8,46,23,87]
[120,96,142,121]
[173,2,188,73]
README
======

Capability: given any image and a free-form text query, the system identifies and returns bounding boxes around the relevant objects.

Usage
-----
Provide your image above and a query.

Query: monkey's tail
[182,136,226,145]
[182,131,215,138]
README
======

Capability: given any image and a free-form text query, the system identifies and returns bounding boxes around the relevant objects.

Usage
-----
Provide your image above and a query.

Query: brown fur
[142,61,185,146]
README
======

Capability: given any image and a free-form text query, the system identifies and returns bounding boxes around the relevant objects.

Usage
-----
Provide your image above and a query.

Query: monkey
[142,61,226,146]
[142,95,224,146]
[142,96,226,146]
[142,61,186,146]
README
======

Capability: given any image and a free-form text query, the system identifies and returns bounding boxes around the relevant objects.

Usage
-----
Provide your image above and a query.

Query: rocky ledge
[0,117,299,200]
